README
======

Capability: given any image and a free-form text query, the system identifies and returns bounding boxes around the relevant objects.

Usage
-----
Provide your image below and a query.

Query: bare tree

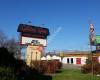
[6,38,21,58]
[0,31,8,47]
[0,30,21,59]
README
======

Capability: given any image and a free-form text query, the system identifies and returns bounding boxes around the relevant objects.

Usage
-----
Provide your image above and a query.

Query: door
[76,58,81,64]
[67,58,69,64]
[71,58,73,64]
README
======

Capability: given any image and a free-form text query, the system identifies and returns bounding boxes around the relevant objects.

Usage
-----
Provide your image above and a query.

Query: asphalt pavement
[62,64,82,69]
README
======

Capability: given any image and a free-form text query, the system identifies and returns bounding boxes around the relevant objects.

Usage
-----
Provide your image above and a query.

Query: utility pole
[89,23,95,79]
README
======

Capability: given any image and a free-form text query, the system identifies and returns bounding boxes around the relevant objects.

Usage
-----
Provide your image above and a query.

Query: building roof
[63,53,89,57]
[63,53,100,57]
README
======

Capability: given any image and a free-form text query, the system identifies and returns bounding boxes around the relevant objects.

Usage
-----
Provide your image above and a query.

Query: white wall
[81,57,87,64]
[62,56,87,64]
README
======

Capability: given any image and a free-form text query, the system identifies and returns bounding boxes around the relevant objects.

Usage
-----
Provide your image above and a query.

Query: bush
[0,47,52,80]
[0,67,17,80]
[81,64,92,74]
[93,63,100,74]
[31,60,62,74]
[81,56,100,75]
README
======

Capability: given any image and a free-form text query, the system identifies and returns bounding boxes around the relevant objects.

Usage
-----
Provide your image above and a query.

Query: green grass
[52,69,100,80]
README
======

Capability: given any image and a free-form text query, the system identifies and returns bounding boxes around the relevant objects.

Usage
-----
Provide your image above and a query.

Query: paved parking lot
[62,64,82,69]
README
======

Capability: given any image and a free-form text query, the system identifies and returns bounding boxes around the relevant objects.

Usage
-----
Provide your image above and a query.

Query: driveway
[62,64,82,69]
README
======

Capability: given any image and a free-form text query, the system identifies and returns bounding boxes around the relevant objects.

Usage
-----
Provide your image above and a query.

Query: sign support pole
[90,45,94,79]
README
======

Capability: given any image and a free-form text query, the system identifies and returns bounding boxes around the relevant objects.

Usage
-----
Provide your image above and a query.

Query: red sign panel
[17,24,50,36]
[21,33,47,39]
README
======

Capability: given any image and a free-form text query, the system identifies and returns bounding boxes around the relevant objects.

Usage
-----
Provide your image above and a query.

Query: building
[61,52,100,65]
[62,53,88,65]
[41,51,100,65]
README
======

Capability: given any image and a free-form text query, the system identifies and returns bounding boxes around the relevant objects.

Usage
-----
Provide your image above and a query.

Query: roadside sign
[95,35,100,44]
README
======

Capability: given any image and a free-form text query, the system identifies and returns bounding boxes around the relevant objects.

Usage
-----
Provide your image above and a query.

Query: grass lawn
[52,69,100,80]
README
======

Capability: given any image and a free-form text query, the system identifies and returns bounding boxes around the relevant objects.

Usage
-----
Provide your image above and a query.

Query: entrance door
[76,58,81,64]
[67,58,69,64]
[71,58,73,64]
